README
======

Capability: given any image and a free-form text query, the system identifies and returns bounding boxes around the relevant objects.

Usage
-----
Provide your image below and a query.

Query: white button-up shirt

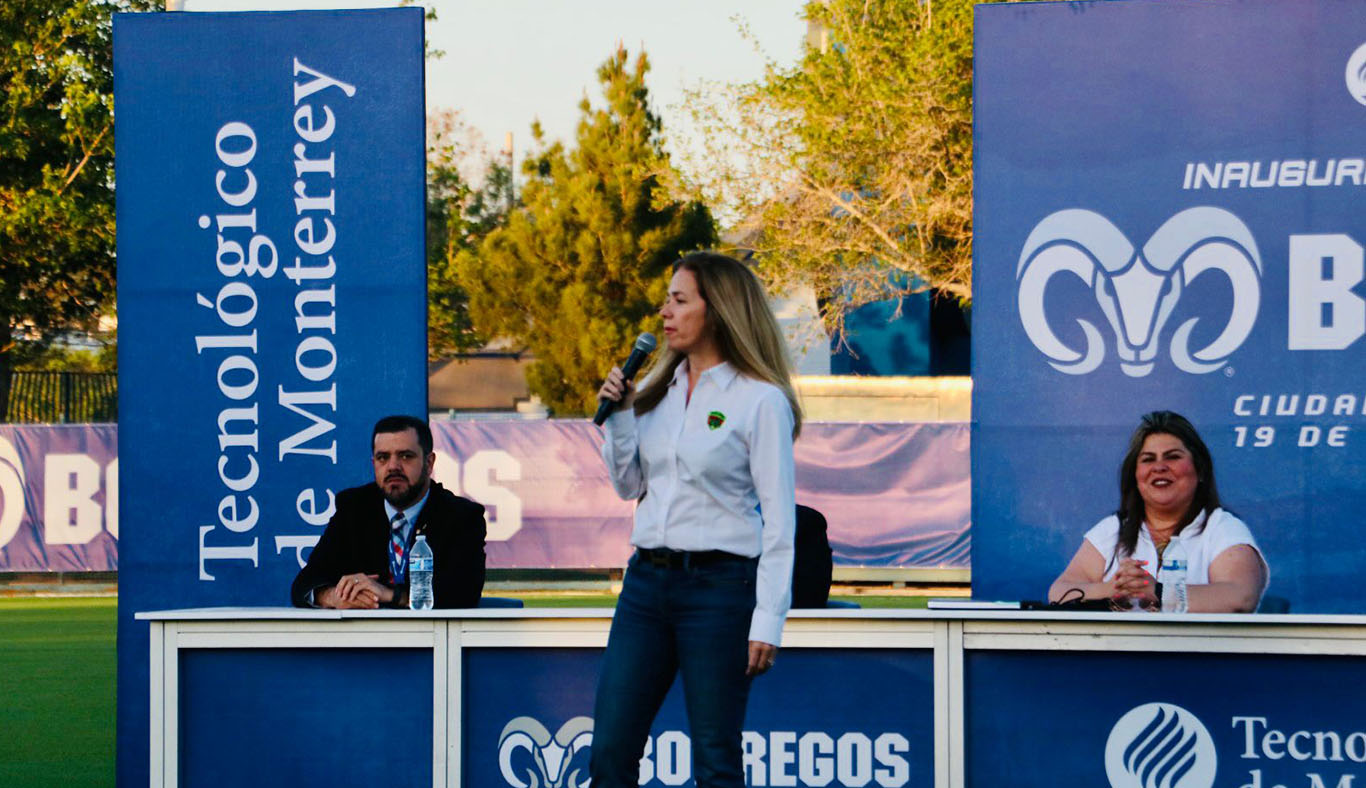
[601,360,796,646]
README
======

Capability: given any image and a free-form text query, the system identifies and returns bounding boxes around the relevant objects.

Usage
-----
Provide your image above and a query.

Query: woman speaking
[592,251,801,787]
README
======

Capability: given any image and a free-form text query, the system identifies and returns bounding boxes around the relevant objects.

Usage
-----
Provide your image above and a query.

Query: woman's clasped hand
[1109,559,1158,609]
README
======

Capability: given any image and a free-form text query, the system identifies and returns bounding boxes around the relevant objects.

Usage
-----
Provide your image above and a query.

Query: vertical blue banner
[973,0,1366,610]
[114,8,425,785]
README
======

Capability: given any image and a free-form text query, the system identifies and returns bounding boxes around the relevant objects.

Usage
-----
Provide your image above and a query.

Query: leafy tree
[24,341,116,372]
[427,156,516,358]
[455,47,715,416]
[425,109,511,358]
[681,0,1011,331]
[0,0,143,404]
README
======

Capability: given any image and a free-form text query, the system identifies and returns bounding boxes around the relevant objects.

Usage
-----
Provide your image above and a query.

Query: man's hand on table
[316,573,395,609]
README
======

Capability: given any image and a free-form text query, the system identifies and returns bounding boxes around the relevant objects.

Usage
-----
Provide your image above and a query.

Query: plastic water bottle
[1160,534,1188,613]
[408,534,434,611]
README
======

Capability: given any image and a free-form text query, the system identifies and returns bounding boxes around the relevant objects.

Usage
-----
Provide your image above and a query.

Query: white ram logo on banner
[1105,702,1216,788]
[0,436,26,548]
[498,716,593,788]
[1345,42,1366,106]
[1017,207,1262,376]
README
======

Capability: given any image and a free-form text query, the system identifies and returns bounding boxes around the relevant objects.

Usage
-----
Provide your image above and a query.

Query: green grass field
[0,597,117,788]
[0,591,924,787]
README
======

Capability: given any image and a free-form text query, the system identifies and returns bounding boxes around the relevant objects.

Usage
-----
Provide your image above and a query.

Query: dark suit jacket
[290,481,486,608]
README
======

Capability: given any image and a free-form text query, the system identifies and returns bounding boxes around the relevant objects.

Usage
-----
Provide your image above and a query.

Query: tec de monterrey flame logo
[1104,702,1217,788]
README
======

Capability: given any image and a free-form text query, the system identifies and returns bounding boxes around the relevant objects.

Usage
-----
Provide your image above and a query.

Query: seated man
[291,415,486,609]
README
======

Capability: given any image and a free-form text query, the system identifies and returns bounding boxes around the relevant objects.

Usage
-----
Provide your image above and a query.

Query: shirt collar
[671,359,738,390]
[384,486,432,532]
[1141,508,1209,543]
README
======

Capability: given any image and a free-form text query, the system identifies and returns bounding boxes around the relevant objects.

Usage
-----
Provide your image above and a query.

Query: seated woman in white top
[1049,411,1269,612]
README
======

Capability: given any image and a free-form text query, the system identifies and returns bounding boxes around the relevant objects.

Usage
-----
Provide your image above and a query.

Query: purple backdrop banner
[0,420,968,572]
[430,420,969,569]
[0,424,118,571]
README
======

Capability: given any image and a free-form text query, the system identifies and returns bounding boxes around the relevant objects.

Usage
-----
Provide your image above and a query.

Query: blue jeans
[590,551,758,788]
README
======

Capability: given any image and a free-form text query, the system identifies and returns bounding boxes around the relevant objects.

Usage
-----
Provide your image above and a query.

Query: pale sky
[175,0,829,370]
[180,1,808,170]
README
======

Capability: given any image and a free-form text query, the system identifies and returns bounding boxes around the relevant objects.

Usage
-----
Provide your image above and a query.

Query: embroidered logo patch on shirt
[707,411,725,430]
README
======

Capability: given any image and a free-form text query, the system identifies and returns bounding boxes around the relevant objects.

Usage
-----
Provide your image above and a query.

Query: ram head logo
[498,716,592,788]
[1017,207,1261,376]
[0,436,27,549]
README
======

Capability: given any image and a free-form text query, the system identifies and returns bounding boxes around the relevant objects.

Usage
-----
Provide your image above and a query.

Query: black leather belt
[635,547,749,569]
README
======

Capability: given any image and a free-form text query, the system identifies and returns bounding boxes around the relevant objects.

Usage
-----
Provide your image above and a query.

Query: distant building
[427,351,547,419]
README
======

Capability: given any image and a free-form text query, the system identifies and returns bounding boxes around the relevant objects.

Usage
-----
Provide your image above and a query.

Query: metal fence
[2,371,117,423]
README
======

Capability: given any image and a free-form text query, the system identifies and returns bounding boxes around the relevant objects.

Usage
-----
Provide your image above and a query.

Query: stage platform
[136,607,1365,787]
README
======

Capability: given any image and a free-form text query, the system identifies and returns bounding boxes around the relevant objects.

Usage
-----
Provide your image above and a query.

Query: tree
[425,109,511,358]
[455,47,715,416]
[680,0,1004,332]
[0,0,150,404]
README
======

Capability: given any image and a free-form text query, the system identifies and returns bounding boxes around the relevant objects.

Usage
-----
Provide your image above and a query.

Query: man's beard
[383,471,429,508]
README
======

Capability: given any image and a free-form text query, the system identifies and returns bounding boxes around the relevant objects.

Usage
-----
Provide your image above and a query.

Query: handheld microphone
[593,332,657,426]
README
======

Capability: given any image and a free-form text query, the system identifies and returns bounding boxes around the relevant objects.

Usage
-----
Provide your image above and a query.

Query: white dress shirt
[1086,507,1268,593]
[601,360,797,646]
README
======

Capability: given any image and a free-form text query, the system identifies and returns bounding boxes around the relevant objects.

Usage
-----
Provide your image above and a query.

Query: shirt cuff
[748,609,786,648]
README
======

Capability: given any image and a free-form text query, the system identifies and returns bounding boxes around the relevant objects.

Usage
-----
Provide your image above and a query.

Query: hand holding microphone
[597,366,634,409]
[594,333,656,426]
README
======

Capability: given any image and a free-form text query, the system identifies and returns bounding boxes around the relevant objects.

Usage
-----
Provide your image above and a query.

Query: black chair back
[1257,595,1290,614]
[792,504,833,608]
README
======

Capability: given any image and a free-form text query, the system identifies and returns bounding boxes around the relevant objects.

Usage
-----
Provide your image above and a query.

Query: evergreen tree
[427,158,514,358]
[455,47,715,416]
[425,110,512,358]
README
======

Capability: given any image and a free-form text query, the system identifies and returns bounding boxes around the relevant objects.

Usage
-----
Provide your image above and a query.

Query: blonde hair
[634,252,802,437]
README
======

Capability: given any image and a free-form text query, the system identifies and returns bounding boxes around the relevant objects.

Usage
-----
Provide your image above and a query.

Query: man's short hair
[372,415,433,455]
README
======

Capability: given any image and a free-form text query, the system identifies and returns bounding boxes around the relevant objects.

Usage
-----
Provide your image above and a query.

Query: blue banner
[0,419,969,573]
[433,420,970,570]
[463,648,932,787]
[973,0,1366,610]
[966,650,1366,788]
[0,425,117,571]
[114,8,425,785]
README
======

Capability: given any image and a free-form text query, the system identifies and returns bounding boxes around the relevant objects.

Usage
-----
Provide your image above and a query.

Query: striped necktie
[388,511,409,584]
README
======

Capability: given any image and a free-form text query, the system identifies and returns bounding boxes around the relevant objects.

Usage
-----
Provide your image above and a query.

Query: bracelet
[1155,582,1164,603]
